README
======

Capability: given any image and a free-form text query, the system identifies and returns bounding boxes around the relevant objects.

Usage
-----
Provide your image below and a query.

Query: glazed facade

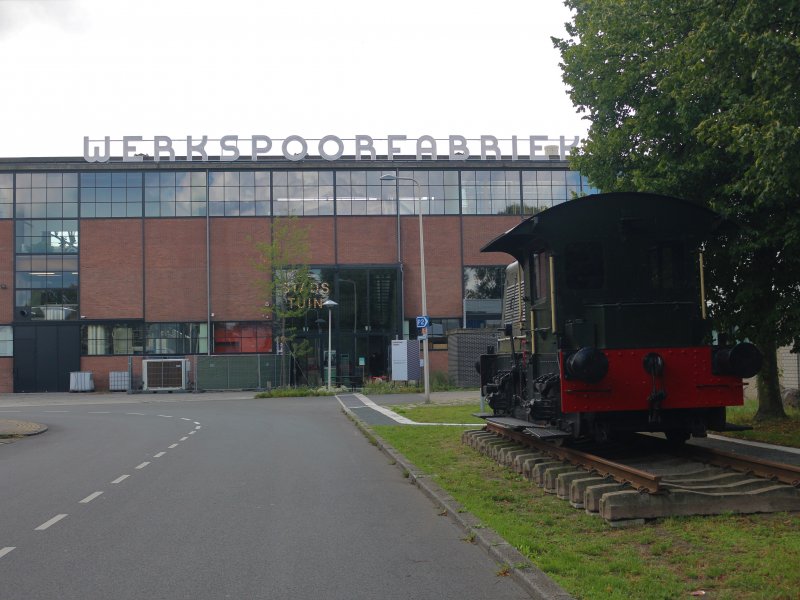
[0,156,596,392]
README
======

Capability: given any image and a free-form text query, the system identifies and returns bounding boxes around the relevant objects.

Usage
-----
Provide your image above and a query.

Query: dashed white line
[35,514,68,531]
[135,462,150,469]
[126,412,146,416]
[153,452,166,458]
[188,431,196,435]
[179,437,188,441]
[157,415,173,418]
[168,444,178,449]
[111,475,130,484]
[0,547,16,559]
[181,418,192,421]
[194,421,201,425]
[195,425,202,430]
[79,492,104,504]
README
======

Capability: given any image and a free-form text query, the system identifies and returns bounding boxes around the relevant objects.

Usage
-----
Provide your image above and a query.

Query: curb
[0,419,49,438]
[338,400,574,600]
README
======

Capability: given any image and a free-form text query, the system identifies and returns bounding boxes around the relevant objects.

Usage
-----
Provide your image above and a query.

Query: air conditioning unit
[142,359,190,391]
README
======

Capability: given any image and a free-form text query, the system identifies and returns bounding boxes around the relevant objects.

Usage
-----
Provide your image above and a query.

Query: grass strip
[373,404,800,600]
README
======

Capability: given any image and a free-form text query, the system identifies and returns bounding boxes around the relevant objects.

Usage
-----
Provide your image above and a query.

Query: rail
[485,422,663,493]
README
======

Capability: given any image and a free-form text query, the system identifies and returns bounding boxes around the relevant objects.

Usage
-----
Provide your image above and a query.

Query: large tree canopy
[554,0,800,418]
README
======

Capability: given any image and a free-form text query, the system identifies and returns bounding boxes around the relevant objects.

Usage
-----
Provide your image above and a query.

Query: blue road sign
[416,316,431,329]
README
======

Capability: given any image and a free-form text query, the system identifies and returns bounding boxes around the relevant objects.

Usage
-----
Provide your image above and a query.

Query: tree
[554,0,800,418]
[254,217,319,387]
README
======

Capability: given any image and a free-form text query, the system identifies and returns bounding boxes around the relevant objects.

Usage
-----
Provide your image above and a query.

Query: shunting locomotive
[478,192,762,443]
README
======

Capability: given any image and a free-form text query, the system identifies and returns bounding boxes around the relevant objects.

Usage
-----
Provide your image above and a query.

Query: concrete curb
[0,419,49,437]
[338,400,574,600]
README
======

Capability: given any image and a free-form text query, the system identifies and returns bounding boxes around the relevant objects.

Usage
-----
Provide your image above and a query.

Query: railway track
[464,422,800,525]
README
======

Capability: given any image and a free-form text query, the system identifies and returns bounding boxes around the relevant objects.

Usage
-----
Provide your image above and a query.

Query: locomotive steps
[462,428,800,526]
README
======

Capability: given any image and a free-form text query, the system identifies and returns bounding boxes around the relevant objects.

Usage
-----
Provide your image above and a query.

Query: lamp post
[323,299,338,390]
[380,173,430,403]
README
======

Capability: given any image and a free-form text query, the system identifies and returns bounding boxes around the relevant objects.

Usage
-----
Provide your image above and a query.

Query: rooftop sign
[83,135,580,163]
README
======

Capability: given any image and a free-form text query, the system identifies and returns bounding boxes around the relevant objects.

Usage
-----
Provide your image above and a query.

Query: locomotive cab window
[565,242,604,289]
[531,252,549,302]
[649,242,686,290]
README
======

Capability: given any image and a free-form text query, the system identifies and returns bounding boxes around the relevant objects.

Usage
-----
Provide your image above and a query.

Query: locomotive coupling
[564,347,609,383]
[712,342,763,379]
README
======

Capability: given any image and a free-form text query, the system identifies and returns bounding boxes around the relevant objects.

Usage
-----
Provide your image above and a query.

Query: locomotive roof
[481,192,722,261]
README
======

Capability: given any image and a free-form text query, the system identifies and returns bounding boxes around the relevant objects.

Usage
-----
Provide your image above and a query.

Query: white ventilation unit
[142,359,190,391]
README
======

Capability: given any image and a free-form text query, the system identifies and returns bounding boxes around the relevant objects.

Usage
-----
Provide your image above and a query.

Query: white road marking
[88,411,110,414]
[79,492,103,504]
[135,462,150,469]
[168,444,178,449]
[126,412,146,416]
[35,514,68,531]
[157,415,173,418]
[194,421,200,425]
[153,452,166,458]
[195,425,202,430]
[179,437,188,441]
[339,394,484,427]
[188,431,196,435]
[181,418,192,421]
[111,475,129,484]
[0,547,16,559]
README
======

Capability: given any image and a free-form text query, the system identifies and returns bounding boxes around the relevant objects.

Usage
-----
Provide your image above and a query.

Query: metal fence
[195,354,290,391]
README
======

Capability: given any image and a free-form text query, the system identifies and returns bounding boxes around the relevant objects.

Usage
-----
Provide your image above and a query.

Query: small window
[649,242,685,290]
[565,242,604,289]
[0,326,12,356]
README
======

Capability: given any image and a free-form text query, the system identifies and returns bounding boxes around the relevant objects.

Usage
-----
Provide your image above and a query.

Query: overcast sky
[0,0,587,158]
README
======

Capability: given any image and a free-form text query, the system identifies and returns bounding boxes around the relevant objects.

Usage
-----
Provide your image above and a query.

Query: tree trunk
[754,338,788,420]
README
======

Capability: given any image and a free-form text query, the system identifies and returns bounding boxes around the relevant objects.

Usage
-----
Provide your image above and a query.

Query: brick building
[0,155,594,392]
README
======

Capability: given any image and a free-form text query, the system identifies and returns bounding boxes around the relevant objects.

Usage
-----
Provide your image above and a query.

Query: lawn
[371,403,800,600]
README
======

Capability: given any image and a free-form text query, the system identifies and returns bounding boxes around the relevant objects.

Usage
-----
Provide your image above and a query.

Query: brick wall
[210,218,269,321]
[80,219,144,319]
[0,358,12,393]
[144,219,207,322]
[337,217,398,264]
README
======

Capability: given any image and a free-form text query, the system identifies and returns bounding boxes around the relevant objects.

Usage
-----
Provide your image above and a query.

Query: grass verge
[723,399,800,447]
[373,404,800,600]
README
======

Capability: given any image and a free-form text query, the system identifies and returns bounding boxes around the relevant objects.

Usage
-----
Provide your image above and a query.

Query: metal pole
[327,307,333,390]
[417,181,430,404]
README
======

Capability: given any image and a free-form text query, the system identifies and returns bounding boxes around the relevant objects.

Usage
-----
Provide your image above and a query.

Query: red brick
[80,220,144,319]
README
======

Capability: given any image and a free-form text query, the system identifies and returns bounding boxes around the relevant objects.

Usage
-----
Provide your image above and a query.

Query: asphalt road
[0,394,529,600]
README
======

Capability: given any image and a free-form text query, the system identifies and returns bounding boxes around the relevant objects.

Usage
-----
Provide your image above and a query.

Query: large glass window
[0,325,12,356]
[145,322,208,354]
[209,170,269,217]
[273,171,334,216]
[461,170,521,215]
[213,322,272,353]
[15,172,78,219]
[82,322,144,355]
[335,170,396,215]
[145,171,207,217]
[0,173,12,219]
[396,170,459,215]
[80,172,142,218]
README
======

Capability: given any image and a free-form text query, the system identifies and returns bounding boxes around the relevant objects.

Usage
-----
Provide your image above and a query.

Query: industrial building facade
[0,155,594,392]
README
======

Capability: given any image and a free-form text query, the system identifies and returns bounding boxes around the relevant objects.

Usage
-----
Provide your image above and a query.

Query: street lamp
[323,298,338,390]
[380,173,430,403]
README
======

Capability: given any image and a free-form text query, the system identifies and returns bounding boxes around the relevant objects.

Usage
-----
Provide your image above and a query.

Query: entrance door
[14,324,81,392]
